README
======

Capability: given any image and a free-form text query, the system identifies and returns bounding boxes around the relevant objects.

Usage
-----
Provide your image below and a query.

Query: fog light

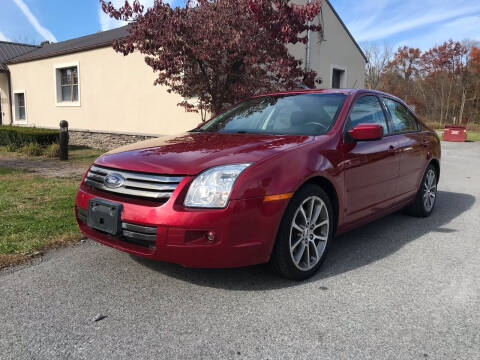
[207,231,215,242]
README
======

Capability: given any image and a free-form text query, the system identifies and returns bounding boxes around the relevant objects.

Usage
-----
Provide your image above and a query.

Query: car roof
[252,88,357,97]
[252,88,404,102]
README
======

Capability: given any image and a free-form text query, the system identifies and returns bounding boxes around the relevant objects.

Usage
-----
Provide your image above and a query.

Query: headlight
[184,163,252,208]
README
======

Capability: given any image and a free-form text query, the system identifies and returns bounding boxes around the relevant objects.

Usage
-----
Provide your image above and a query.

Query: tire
[405,164,438,217]
[270,184,334,280]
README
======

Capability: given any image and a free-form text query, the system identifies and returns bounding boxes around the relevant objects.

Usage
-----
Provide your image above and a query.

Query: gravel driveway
[0,153,87,178]
[1,141,479,360]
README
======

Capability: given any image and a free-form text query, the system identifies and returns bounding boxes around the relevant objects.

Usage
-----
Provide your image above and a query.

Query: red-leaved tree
[100,0,322,119]
[470,46,480,74]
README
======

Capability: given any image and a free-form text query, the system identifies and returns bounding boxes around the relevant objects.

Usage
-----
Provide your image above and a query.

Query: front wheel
[270,185,334,280]
[405,164,438,217]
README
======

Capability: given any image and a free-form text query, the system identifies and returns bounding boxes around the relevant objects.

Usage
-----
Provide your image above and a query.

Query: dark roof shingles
[0,42,39,71]
[8,26,129,64]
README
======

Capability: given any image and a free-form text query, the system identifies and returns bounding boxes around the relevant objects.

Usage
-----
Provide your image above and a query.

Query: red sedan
[75,89,440,280]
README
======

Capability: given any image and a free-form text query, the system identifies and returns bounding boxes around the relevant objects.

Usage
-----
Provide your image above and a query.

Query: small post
[59,120,69,160]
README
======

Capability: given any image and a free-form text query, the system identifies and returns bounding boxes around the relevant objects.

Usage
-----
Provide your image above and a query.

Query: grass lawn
[0,168,82,268]
[466,131,480,142]
[67,145,106,163]
[0,145,105,164]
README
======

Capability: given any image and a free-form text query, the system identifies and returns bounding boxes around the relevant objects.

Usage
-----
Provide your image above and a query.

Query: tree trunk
[445,76,453,123]
[469,86,479,126]
[440,81,445,124]
[200,100,207,122]
[458,89,466,125]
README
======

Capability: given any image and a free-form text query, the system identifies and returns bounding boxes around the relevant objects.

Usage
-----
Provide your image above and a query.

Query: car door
[342,95,400,224]
[382,97,426,198]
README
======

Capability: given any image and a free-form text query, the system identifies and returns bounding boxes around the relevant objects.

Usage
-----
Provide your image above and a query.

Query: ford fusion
[75,89,440,280]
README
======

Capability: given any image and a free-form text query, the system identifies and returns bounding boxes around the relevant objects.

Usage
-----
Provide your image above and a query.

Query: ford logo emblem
[104,173,125,188]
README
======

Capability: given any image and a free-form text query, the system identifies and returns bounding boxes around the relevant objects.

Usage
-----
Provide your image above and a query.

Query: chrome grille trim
[85,165,184,200]
[123,230,156,242]
[122,222,157,235]
[122,223,157,248]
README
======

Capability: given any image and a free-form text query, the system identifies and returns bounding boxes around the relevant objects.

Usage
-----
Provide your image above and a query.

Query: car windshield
[198,93,347,135]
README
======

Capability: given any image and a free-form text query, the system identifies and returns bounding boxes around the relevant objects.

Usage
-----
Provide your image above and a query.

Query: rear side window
[383,98,419,133]
[346,95,389,135]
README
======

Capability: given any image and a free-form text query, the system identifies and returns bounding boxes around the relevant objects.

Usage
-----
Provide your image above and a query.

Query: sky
[0,0,479,51]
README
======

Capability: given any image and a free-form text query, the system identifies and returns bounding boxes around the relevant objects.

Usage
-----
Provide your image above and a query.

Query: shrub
[44,143,60,158]
[0,126,58,147]
[20,143,44,157]
[5,143,18,152]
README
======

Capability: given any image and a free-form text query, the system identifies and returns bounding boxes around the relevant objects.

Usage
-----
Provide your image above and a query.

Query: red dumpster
[443,124,467,142]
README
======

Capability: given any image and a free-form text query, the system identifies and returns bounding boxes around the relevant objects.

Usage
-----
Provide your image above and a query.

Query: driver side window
[346,96,389,135]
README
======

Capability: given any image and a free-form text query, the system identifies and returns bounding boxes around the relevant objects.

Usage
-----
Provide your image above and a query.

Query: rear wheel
[405,164,438,217]
[270,184,334,280]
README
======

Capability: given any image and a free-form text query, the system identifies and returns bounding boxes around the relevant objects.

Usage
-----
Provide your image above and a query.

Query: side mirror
[348,123,384,141]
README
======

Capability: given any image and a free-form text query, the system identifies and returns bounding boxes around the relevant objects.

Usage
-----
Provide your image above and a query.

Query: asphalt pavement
[1,141,479,360]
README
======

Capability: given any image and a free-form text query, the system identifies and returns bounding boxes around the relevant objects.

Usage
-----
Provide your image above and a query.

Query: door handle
[387,145,396,155]
[422,140,428,148]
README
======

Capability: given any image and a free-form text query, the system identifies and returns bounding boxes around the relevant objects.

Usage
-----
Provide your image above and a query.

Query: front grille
[85,165,184,200]
[77,206,88,223]
[77,207,157,249]
[121,223,157,248]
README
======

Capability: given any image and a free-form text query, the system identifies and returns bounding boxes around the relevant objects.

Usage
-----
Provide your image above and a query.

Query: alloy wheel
[289,196,329,271]
[423,169,437,212]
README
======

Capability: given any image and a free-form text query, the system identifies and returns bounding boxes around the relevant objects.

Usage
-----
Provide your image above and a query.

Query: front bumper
[75,181,288,268]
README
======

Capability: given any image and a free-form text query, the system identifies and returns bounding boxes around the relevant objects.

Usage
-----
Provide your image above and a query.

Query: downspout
[7,70,13,125]
[305,0,312,74]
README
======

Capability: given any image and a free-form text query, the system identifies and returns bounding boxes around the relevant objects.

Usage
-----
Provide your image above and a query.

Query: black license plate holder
[87,198,123,235]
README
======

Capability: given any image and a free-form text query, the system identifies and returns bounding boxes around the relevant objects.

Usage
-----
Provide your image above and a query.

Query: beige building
[0,0,366,137]
[289,0,366,89]
[0,41,39,126]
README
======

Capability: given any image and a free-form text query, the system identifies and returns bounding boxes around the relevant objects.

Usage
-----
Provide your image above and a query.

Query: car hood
[94,132,313,175]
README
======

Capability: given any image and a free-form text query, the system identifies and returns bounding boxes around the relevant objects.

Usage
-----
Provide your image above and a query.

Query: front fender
[231,135,344,206]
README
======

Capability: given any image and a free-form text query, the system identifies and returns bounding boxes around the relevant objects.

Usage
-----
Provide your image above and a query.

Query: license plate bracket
[87,198,123,235]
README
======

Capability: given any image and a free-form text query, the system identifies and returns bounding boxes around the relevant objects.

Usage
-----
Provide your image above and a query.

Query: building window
[332,68,345,89]
[55,62,80,106]
[14,92,26,122]
[60,67,78,101]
